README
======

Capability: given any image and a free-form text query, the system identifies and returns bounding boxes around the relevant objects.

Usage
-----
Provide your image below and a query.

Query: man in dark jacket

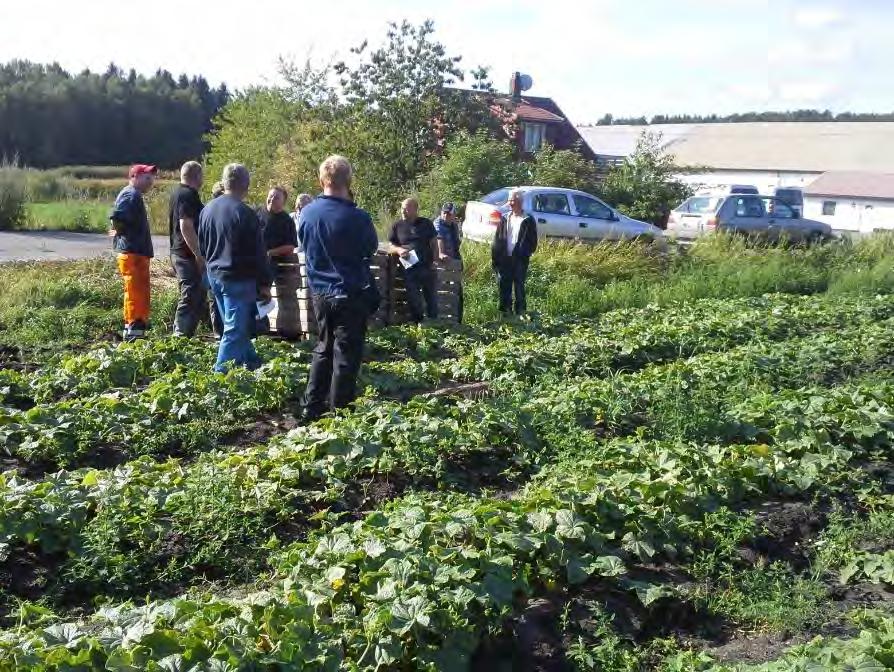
[257,186,300,339]
[198,163,272,372]
[169,160,222,338]
[491,188,538,315]
[299,155,378,421]
[109,164,157,341]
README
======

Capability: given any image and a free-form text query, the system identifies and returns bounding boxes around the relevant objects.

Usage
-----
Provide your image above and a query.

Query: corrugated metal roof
[805,171,894,200]
[576,122,894,173]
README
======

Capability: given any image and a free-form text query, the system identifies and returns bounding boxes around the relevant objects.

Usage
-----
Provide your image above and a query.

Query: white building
[577,122,894,195]
[803,171,894,234]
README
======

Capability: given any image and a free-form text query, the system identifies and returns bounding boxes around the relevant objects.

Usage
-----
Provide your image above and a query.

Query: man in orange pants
[110,164,157,341]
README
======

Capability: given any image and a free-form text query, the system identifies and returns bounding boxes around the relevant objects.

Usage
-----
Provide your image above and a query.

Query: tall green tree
[600,132,692,226]
[206,20,500,213]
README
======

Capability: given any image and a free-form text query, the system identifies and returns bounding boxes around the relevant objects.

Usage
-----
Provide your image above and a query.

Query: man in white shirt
[490,189,538,315]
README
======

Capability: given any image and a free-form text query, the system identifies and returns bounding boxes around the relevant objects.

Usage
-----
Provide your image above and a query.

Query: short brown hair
[270,185,288,200]
[319,155,352,189]
[180,160,202,184]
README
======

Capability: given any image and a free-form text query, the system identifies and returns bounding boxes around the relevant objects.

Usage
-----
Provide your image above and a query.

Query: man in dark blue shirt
[433,201,464,322]
[198,163,272,373]
[109,164,156,341]
[299,155,378,420]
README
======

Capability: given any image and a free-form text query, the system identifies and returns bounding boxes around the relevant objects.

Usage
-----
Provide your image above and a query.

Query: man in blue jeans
[299,155,378,421]
[198,163,272,372]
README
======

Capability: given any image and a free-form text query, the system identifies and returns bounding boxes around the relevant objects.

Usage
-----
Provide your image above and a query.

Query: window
[733,196,765,218]
[533,193,570,215]
[482,189,509,206]
[822,201,837,216]
[573,195,614,219]
[522,122,547,152]
[764,198,794,219]
[680,196,717,214]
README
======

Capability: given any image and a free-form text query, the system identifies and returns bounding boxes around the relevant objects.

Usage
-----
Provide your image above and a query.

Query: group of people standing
[108,156,535,420]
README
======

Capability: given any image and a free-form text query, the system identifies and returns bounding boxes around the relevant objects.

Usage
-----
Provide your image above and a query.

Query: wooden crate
[280,251,460,339]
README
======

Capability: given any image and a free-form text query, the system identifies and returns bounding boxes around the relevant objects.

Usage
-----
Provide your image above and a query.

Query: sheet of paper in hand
[399,249,419,269]
[256,299,277,319]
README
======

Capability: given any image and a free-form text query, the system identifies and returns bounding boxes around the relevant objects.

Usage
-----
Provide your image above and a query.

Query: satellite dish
[518,74,533,92]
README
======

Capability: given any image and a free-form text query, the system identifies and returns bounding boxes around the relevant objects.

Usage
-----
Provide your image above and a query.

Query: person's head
[221,163,251,200]
[129,164,158,194]
[180,161,203,190]
[401,198,419,221]
[318,155,352,198]
[441,202,456,222]
[508,189,524,214]
[211,181,225,199]
[295,193,313,213]
[266,186,287,213]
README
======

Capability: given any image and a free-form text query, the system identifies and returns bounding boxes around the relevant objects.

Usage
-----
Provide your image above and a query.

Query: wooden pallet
[271,251,461,338]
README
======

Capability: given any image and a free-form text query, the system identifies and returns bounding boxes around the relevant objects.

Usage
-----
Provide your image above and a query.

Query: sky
[0,0,891,125]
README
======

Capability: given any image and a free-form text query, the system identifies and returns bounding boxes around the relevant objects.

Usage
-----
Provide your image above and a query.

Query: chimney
[509,71,522,101]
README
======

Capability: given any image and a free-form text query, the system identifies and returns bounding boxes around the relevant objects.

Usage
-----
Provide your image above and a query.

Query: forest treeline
[592,110,894,126]
[0,61,229,168]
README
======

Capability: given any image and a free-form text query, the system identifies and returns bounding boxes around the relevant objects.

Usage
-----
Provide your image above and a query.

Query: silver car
[462,186,665,244]
[713,194,831,242]
[667,194,724,240]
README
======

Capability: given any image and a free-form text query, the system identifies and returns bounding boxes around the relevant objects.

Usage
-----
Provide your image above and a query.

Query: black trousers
[171,253,223,337]
[496,255,530,314]
[403,264,438,322]
[303,293,369,414]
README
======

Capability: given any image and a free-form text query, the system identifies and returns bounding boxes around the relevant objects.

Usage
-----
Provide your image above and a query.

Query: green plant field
[0,236,893,670]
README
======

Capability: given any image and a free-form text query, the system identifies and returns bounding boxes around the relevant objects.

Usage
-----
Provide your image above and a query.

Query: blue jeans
[207,275,261,373]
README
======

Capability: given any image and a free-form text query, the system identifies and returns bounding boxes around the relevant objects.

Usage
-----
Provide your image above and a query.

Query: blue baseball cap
[441,202,455,213]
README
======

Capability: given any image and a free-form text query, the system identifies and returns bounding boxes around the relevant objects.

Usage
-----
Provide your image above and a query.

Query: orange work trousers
[117,253,151,325]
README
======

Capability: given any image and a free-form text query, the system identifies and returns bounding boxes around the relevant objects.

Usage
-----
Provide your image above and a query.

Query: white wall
[803,196,894,233]
[676,169,820,195]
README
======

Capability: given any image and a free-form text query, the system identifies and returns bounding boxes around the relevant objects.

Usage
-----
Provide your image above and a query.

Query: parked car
[463,187,665,245]
[667,194,724,239]
[714,194,830,242]
[774,187,804,217]
[728,184,760,195]
[669,193,830,242]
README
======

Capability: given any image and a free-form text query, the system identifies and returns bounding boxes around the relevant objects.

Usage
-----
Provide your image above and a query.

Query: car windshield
[482,189,509,206]
[682,196,717,214]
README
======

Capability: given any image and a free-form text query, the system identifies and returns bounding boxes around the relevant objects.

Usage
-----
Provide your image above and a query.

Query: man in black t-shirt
[169,161,223,337]
[257,187,300,338]
[388,198,439,322]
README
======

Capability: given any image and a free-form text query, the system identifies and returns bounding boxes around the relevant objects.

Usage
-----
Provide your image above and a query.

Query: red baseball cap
[129,164,158,178]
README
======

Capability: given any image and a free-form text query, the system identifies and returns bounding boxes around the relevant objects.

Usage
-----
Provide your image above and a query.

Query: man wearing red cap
[109,164,157,341]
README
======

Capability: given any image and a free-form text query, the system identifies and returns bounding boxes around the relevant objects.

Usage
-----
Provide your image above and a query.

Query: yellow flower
[331,578,346,590]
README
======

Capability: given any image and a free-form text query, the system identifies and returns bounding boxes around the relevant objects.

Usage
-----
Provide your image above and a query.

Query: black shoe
[123,320,148,342]
[300,405,326,423]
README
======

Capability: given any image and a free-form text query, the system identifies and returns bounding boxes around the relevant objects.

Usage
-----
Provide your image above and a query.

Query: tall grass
[461,233,894,321]
[24,202,110,233]
[0,166,27,230]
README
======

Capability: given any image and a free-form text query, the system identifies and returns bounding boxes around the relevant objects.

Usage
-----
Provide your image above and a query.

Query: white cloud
[793,6,845,29]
